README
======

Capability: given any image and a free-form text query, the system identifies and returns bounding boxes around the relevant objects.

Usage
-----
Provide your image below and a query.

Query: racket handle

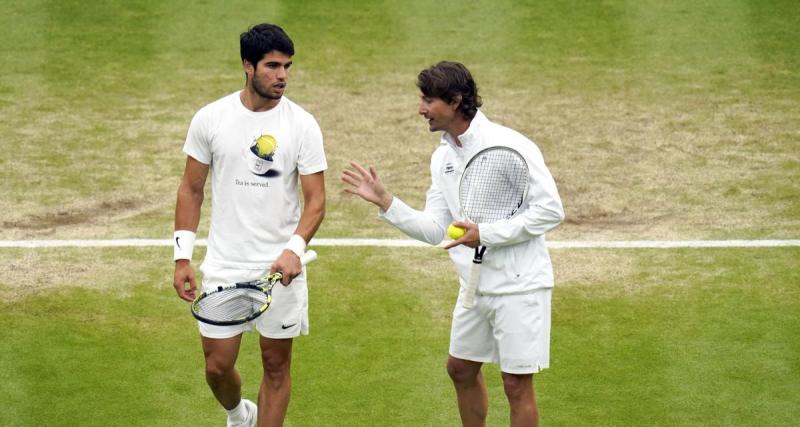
[268,250,317,284]
[462,262,481,309]
[300,250,318,266]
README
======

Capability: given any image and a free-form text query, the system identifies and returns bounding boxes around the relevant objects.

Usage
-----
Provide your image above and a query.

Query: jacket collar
[441,110,488,156]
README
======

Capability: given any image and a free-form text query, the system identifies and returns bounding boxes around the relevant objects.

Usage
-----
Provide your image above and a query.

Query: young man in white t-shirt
[342,61,564,426]
[173,23,326,427]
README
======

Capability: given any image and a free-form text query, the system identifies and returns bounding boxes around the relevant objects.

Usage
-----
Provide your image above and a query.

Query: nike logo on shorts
[281,323,297,329]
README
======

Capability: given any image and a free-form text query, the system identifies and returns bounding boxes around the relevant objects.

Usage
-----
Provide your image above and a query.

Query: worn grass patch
[1,0,798,241]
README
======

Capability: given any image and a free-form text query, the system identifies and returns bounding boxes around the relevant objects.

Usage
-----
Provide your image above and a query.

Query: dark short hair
[417,61,482,120]
[240,23,294,67]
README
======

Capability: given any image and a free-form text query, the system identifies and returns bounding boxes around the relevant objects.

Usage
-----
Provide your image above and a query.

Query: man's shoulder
[195,91,238,118]
[476,115,545,162]
[280,97,316,120]
[481,116,520,137]
[482,117,535,145]
[276,98,323,136]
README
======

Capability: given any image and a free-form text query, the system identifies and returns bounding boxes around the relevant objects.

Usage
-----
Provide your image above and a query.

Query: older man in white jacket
[342,61,564,427]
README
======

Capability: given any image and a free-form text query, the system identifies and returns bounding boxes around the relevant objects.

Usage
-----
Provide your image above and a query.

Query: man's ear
[450,95,463,110]
[243,59,254,76]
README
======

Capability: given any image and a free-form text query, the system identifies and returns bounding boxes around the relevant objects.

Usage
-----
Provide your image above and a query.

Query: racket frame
[457,146,529,309]
[190,274,282,326]
[190,250,317,325]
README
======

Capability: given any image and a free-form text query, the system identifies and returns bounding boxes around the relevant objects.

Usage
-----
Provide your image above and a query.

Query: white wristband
[174,230,196,261]
[284,234,306,258]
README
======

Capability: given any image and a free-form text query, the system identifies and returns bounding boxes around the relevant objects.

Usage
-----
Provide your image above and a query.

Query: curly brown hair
[417,61,482,120]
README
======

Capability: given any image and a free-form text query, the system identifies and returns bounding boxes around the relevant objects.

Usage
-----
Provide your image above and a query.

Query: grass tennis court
[1,0,798,425]
[1,247,798,425]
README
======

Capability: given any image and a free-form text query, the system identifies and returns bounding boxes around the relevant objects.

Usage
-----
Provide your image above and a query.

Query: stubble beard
[250,78,283,101]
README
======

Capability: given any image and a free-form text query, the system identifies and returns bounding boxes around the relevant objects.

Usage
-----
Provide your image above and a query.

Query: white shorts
[197,263,309,340]
[449,287,552,374]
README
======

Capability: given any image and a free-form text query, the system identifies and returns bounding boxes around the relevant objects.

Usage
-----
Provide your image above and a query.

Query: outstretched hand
[341,161,393,210]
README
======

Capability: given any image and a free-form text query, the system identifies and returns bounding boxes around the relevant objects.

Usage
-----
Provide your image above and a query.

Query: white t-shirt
[183,91,327,269]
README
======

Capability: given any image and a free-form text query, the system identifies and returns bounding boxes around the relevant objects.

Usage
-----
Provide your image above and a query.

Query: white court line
[0,238,799,248]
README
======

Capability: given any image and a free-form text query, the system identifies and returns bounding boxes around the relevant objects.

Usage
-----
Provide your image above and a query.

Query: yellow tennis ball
[447,224,466,240]
[255,135,277,157]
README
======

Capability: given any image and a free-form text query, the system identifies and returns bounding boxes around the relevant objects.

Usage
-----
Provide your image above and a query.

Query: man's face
[246,51,292,100]
[418,94,458,133]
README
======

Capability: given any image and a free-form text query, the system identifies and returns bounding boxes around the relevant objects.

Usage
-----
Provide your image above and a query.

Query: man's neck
[240,87,280,112]
[446,116,472,147]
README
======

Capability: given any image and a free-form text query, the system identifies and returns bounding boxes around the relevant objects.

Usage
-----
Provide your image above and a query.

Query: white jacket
[380,111,565,294]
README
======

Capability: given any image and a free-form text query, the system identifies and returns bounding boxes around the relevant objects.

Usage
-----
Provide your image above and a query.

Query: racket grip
[300,250,318,266]
[272,250,317,280]
[462,262,481,309]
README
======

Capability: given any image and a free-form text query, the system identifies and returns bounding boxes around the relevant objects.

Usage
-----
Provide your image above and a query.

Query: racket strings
[460,148,529,223]
[194,289,270,322]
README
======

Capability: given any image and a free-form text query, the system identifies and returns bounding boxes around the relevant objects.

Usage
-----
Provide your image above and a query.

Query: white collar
[442,110,488,155]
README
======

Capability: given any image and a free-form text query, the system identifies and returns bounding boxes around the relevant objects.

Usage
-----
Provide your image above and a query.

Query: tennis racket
[191,250,318,325]
[459,146,529,308]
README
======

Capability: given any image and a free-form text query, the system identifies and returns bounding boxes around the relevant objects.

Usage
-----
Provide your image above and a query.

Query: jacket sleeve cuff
[378,196,399,220]
[478,223,502,247]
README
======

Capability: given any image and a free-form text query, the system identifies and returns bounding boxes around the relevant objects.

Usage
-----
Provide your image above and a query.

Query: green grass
[1,0,798,240]
[1,247,798,426]
[1,0,799,425]
[549,248,800,425]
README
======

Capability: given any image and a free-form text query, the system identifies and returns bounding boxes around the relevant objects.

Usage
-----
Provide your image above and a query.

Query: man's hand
[173,259,197,301]
[443,221,481,249]
[270,250,303,285]
[341,161,393,211]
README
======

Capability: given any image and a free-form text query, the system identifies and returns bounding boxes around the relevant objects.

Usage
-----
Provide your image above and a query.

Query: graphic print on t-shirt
[242,133,281,177]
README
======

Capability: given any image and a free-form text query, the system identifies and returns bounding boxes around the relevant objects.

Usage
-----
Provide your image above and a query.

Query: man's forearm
[174,185,204,231]
[295,200,325,243]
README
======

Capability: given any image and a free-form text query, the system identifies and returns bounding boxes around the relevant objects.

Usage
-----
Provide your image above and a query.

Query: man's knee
[447,357,479,384]
[501,373,532,401]
[205,354,236,380]
[263,354,290,374]
[261,340,293,387]
[202,336,241,380]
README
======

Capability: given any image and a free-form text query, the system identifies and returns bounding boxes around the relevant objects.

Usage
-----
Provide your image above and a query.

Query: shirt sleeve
[182,107,212,165]
[297,116,328,175]
[479,144,565,247]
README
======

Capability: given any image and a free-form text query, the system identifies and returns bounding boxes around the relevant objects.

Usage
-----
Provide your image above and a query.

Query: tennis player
[173,23,326,427]
[342,61,564,426]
